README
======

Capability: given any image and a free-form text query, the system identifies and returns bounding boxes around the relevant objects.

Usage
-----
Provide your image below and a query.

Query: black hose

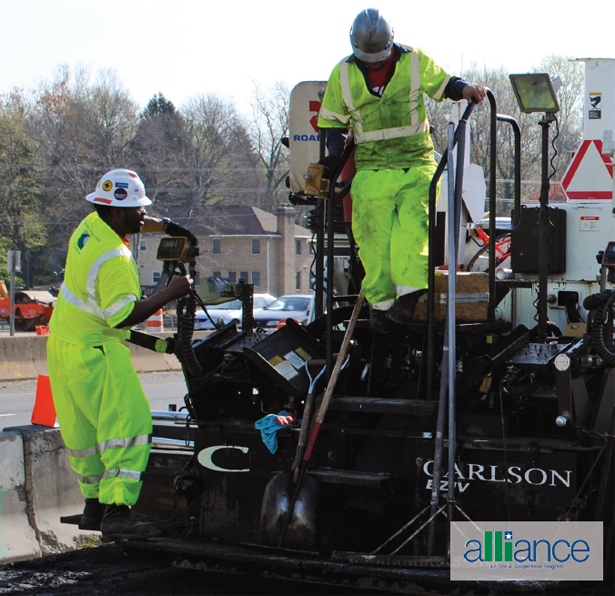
[589,291,615,366]
[583,290,612,311]
[176,293,203,377]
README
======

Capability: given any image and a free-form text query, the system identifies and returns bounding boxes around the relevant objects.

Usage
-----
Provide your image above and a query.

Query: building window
[228,271,237,283]
[152,271,161,284]
[240,271,248,282]
[139,239,147,252]
[296,240,302,256]
[308,242,314,256]
[212,239,221,255]
[213,271,221,278]
[296,271,301,290]
[252,271,260,287]
[251,239,260,255]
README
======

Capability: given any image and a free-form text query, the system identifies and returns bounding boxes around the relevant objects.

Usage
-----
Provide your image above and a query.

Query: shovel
[290,360,327,479]
[259,291,365,549]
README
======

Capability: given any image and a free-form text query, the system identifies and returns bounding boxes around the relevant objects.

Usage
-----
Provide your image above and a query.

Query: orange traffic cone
[31,374,57,427]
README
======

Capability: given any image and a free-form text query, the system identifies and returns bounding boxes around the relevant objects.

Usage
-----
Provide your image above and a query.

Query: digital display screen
[157,237,187,261]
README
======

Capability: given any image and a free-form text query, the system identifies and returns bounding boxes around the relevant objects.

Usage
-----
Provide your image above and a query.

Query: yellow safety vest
[49,212,140,346]
[318,45,451,170]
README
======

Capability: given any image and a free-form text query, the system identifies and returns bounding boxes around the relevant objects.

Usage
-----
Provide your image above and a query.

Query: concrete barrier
[31,336,49,377]
[0,431,42,563]
[0,332,214,381]
[127,341,173,373]
[0,337,39,381]
[5,425,94,556]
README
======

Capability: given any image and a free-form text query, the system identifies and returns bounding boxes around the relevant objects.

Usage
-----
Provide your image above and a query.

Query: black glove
[164,221,198,246]
[318,154,341,178]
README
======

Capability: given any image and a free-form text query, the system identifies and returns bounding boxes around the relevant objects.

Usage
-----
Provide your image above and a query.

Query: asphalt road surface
[0,543,389,596]
[0,371,188,429]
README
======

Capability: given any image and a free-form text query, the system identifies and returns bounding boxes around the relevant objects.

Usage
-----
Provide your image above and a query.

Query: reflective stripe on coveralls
[78,468,143,485]
[68,433,153,459]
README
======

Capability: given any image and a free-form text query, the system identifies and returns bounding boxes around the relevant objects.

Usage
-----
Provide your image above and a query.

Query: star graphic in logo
[504,531,513,541]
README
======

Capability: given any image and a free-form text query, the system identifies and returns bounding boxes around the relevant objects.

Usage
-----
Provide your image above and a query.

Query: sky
[1,0,614,116]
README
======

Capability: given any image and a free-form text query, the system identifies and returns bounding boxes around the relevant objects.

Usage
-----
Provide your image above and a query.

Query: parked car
[253,294,313,328]
[194,293,276,330]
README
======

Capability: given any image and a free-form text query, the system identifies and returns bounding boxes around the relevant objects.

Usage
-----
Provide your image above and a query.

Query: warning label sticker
[580,216,600,231]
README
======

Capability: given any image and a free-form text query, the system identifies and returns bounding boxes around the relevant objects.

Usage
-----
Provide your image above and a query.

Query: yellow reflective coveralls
[318,44,450,305]
[47,212,152,506]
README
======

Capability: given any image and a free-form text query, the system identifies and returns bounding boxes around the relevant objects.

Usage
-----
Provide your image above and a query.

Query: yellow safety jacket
[49,212,140,346]
[318,44,450,170]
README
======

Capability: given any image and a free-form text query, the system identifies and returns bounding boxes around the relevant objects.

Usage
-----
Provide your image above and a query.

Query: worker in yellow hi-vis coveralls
[317,8,486,333]
[47,168,194,539]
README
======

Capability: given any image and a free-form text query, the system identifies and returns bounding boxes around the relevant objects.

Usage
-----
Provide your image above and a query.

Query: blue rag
[255,411,295,454]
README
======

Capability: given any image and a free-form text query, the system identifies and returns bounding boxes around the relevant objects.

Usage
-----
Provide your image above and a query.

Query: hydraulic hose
[583,290,612,312]
[586,290,615,366]
[176,292,203,378]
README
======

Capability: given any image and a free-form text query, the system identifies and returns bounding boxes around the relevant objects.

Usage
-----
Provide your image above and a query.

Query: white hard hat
[86,169,152,207]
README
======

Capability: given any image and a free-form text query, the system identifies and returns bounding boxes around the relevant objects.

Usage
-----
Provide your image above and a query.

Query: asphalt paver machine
[75,71,615,594]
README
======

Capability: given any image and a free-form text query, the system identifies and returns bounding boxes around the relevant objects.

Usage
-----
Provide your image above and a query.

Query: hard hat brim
[352,44,393,63]
[86,191,152,207]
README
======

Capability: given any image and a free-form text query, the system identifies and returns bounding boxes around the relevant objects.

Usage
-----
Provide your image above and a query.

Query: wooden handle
[315,290,365,426]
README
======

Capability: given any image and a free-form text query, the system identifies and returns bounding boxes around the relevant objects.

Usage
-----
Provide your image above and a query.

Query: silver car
[253,294,313,328]
[195,294,277,330]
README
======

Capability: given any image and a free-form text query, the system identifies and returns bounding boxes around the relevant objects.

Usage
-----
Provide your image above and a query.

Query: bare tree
[179,95,257,221]
[426,58,584,212]
[250,81,290,211]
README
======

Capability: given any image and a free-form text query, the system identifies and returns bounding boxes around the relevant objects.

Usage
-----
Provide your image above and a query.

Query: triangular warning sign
[562,139,613,200]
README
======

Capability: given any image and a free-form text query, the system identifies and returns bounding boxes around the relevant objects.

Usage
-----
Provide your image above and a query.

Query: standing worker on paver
[47,168,194,538]
[317,8,486,332]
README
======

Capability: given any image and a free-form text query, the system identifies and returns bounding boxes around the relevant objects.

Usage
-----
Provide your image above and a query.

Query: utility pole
[7,251,21,337]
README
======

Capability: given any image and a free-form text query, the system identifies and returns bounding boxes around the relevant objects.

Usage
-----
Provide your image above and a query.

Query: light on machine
[509,73,560,114]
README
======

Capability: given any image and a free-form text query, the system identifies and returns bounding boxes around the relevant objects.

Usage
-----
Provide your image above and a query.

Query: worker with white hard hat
[318,8,486,332]
[47,168,194,538]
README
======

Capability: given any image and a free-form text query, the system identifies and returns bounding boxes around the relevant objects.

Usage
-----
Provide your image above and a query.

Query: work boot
[370,309,395,334]
[100,504,161,540]
[78,498,106,531]
[385,291,426,325]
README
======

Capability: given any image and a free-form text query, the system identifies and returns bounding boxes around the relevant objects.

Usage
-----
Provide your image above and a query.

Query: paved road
[0,371,188,429]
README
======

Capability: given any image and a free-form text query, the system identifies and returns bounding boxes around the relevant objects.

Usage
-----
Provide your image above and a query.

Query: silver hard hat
[350,8,394,63]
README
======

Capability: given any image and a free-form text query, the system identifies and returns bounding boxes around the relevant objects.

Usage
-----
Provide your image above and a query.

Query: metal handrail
[426,99,479,403]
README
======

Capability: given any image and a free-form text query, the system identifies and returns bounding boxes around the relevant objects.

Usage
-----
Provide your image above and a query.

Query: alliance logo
[450,521,603,581]
[464,529,590,565]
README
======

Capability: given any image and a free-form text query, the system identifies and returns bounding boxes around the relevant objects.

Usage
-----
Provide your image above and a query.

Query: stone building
[135,204,313,297]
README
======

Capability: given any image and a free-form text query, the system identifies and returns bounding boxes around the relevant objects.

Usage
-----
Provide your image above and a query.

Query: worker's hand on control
[166,274,192,299]
[318,154,341,178]
[463,84,487,104]
[164,221,198,245]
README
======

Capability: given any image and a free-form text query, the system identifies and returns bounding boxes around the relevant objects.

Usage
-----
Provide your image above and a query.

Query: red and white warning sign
[562,139,614,201]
